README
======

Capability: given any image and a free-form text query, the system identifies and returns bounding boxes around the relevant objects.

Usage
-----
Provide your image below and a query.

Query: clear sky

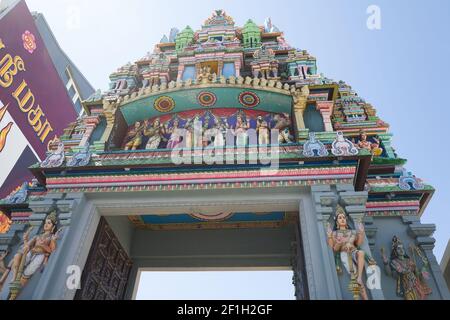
[22,0,450,299]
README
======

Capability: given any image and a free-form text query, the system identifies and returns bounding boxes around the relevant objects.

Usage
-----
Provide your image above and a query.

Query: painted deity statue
[184,114,203,148]
[234,113,250,146]
[0,212,63,299]
[144,118,166,150]
[124,121,144,150]
[166,118,183,149]
[326,205,375,300]
[380,236,432,300]
[256,116,270,145]
[211,115,228,147]
[197,66,215,84]
[0,211,11,233]
[355,131,383,156]
[273,113,293,144]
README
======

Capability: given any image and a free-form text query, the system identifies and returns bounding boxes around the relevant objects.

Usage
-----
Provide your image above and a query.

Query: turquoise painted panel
[120,87,292,125]
[304,104,324,132]
[141,212,285,224]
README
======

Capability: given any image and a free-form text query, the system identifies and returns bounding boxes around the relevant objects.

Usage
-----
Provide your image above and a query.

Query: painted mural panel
[121,108,294,150]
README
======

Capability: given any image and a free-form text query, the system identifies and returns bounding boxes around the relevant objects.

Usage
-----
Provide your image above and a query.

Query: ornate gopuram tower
[0,10,448,300]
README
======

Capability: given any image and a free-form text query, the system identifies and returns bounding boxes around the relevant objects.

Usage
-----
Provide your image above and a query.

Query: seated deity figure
[124,121,144,150]
[326,205,375,300]
[256,116,270,145]
[166,118,183,149]
[0,212,62,298]
[197,66,215,84]
[234,114,250,146]
[355,131,383,156]
[144,118,166,149]
[380,236,432,300]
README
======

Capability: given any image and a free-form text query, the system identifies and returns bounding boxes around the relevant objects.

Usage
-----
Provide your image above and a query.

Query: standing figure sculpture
[0,212,63,300]
[380,236,432,300]
[326,205,374,300]
[211,115,228,147]
[184,114,203,149]
[124,121,144,150]
[166,118,183,149]
[256,116,270,145]
[144,118,166,150]
[234,113,250,146]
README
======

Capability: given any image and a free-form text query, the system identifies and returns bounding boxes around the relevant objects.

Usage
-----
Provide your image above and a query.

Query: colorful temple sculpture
[0,10,448,300]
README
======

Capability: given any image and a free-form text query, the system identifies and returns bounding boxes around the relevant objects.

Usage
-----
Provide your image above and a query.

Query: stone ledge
[408,223,436,238]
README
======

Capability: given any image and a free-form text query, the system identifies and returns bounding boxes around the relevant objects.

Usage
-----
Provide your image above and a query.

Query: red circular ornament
[197,91,217,107]
[154,96,175,113]
[238,91,260,108]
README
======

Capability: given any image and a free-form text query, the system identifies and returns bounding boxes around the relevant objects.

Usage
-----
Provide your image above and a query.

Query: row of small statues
[124,112,293,151]
[327,206,431,300]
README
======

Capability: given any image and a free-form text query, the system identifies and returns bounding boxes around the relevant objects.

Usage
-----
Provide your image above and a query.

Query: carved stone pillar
[217,61,224,78]
[310,185,342,299]
[292,86,309,141]
[316,101,334,132]
[79,116,100,147]
[176,64,185,81]
[234,60,241,78]
[98,100,118,152]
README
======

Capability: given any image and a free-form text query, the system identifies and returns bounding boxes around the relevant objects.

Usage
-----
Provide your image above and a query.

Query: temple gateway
[0,10,448,300]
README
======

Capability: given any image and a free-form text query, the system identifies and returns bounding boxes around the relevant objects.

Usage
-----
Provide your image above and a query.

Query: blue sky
[24,0,450,299]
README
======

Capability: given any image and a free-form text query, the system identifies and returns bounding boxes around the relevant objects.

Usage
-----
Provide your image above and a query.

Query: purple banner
[0,0,77,158]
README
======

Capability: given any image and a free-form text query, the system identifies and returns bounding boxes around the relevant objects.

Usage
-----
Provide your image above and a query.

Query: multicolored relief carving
[331,132,359,156]
[0,9,443,301]
[380,236,432,300]
[0,212,63,300]
[124,121,145,151]
[144,117,167,149]
[398,169,425,191]
[353,130,383,156]
[326,205,376,300]
[121,109,294,150]
[303,132,328,157]
[5,182,28,204]
[66,143,92,167]
[40,142,65,168]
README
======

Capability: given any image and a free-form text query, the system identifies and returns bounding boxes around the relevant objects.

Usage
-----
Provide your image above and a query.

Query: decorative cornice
[46,178,354,194]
